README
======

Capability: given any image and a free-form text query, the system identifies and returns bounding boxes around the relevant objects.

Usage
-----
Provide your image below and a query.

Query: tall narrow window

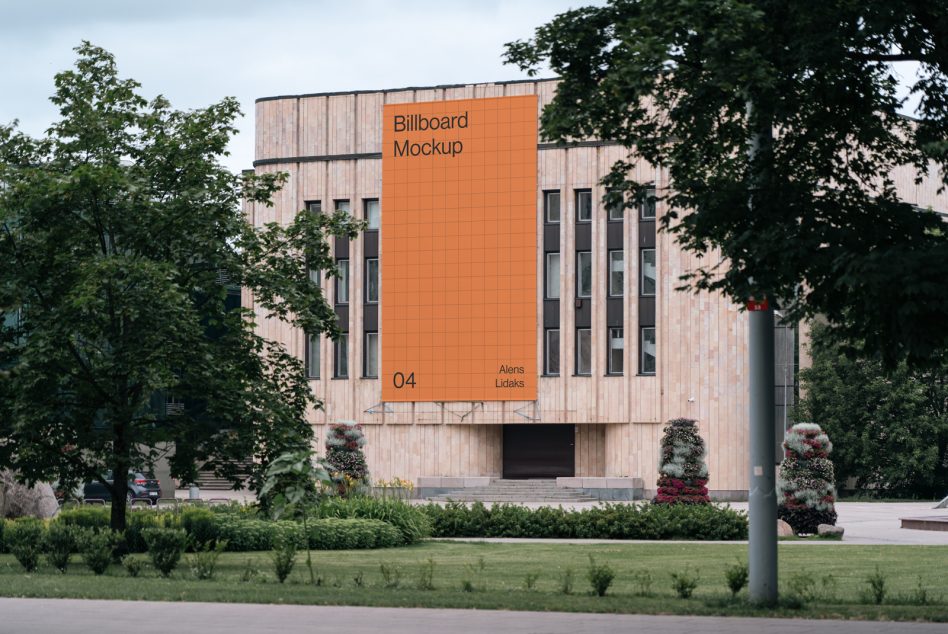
[545,329,560,375]
[607,191,624,221]
[364,332,378,378]
[335,199,350,214]
[364,199,380,230]
[576,189,592,222]
[640,249,656,296]
[576,328,592,375]
[545,252,560,299]
[609,250,624,297]
[544,191,561,223]
[640,327,656,375]
[334,333,349,378]
[306,335,320,379]
[577,251,592,298]
[335,259,349,304]
[365,258,379,303]
[640,186,656,220]
[306,201,323,285]
[608,327,623,375]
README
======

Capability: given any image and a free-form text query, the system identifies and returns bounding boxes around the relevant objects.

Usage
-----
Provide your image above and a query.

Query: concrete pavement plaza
[0,599,944,634]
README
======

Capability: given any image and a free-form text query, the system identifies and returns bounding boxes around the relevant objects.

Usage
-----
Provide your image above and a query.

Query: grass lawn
[1,542,946,621]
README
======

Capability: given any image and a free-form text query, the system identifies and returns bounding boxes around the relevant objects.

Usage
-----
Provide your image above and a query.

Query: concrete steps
[426,478,599,503]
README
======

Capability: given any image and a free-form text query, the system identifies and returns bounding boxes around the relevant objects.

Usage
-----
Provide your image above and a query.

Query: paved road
[0,599,943,634]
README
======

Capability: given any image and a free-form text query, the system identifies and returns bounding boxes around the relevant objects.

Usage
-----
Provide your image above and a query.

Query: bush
[559,567,574,594]
[188,540,227,580]
[78,528,115,575]
[777,423,838,535]
[313,497,431,545]
[56,507,110,531]
[44,522,77,572]
[307,518,401,550]
[142,527,187,577]
[271,534,297,583]
[416,557,435,590]
[122,555,145,577]
[213,517,303,552]
[586,556,615,596]
[671,566,700,598]
[180,507,219,548]
[421,501,747,540]
[724,561,748,597]
[124,511,163,553]
[654,418,710,504]
[6,519,45,572]
[864,566,887,605]
[379,562,402,588]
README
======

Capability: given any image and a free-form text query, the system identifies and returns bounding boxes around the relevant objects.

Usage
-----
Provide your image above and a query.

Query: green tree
[796,325,948,497]
[0,43,362,531]
[504,1,948,366]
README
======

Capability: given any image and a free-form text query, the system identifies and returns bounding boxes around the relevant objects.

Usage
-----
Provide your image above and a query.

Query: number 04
[392,372,416,389]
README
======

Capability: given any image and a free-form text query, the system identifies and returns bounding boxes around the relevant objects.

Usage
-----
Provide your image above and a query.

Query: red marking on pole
[746,298,770,311]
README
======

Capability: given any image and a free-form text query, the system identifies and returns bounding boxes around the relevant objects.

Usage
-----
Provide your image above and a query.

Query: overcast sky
[2,1,922,174]
[0,0,587,173]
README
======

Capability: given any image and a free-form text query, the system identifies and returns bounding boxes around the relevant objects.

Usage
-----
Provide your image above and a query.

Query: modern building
[247,78,948,499]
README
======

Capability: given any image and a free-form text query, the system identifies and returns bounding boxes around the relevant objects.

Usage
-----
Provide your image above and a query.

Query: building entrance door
[502,424,575,478]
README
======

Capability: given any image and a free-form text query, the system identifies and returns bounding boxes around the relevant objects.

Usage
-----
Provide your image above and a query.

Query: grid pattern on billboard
[381,95,538,402]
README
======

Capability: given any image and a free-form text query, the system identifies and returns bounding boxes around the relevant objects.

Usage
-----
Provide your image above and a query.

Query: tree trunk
[110,421,130,532]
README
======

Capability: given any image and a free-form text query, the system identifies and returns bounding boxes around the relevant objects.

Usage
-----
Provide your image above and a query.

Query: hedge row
[420,501,749,540]
[0,506,408,553]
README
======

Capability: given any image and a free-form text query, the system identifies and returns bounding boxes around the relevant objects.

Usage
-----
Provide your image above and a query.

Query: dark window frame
[640,326,656,375]
[640,186,656,220]
[545,251,560,300]
[608,249,624,297]
[575,328,592,376]
[543,190,561,224]
[576,251,592,299]
[575,189,593,223]
[363,331,379,379]
[608,327,623,375]
[365,257,379,304]
[335,259,350,305]
[363,198,380,231]
[305,334,320,379]
[640,248,656,297]
[334,333,349,379]
[544,328,560,376]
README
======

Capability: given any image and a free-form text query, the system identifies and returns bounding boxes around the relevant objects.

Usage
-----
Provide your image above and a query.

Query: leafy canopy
[0,43,361,529]
[796,325,948,497]
[505,0,948,365]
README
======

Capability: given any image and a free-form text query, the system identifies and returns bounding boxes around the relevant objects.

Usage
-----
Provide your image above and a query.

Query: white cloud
[0,0,584,172]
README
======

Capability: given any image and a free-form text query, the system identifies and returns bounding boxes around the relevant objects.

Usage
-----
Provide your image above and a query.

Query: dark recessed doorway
[502,424,575,479]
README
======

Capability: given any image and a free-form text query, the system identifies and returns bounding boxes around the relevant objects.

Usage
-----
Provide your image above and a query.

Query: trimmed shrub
[56,506,110,531]
[214,517,304,552]
[308,518,401,550]
[6,519,45,572]
[654,418,710,504]
[313,497,431,545]
[422,501,747,540]
[324,421,369,484]
[142,527,187,577]
[124,511,163,553]
[777,423,837,534]
[78,528,115,575]
[180,507,219,548]
[188,540,227,580]
[44,522,77,572]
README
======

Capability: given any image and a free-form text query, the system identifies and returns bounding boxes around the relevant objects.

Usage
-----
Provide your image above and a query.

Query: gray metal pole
[748,304,777,605]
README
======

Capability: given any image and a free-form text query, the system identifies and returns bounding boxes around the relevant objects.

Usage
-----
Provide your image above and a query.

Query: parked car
[83,471,160,505]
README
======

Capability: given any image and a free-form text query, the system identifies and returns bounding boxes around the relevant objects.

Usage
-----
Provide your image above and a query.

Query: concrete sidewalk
[0,599,942,634]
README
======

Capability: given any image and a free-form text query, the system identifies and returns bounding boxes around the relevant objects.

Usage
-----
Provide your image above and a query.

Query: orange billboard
[381,95,537,402]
